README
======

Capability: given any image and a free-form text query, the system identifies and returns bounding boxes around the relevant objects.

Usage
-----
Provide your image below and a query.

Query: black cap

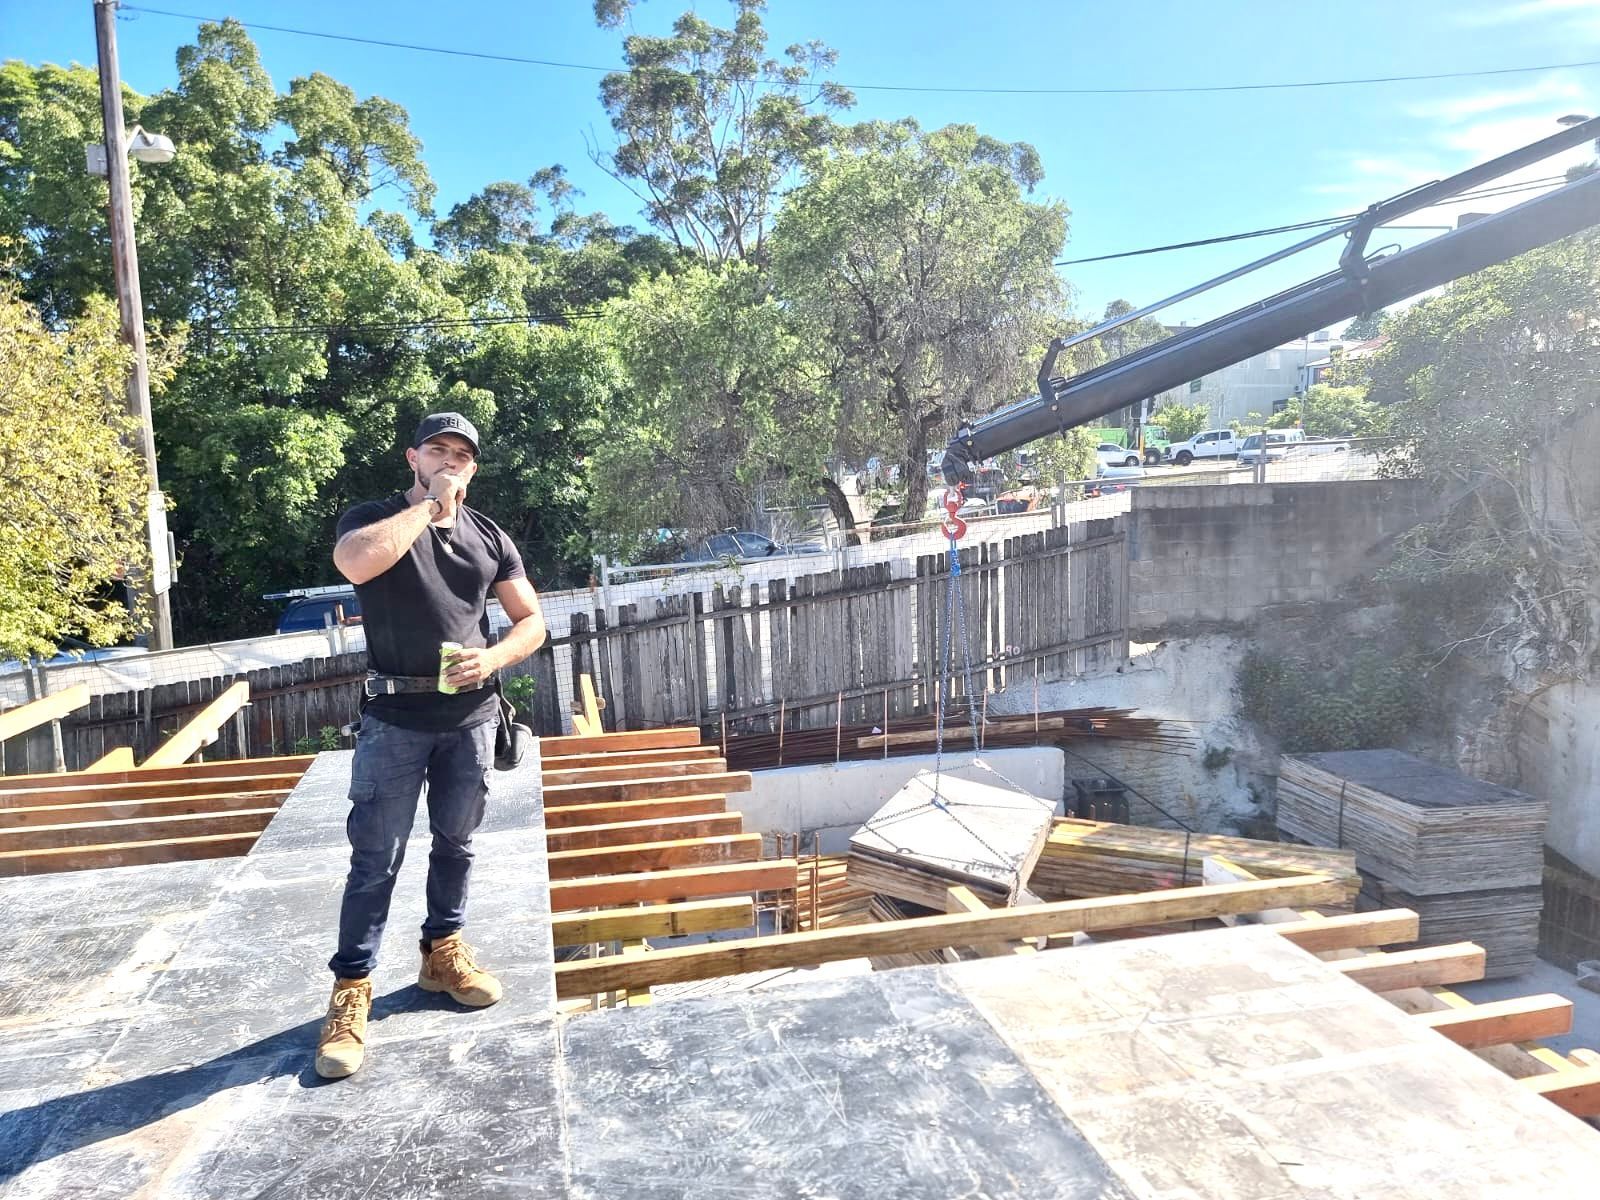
[413,412,480,457]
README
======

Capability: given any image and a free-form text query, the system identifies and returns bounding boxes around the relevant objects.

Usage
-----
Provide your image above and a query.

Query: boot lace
[433,938,480,986]
[326,985,369,1041]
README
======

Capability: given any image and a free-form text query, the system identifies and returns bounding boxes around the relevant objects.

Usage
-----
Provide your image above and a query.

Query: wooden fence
[0,516,1127,773]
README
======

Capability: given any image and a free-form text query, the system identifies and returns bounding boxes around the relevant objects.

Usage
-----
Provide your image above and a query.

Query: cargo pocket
[345,779,388,857]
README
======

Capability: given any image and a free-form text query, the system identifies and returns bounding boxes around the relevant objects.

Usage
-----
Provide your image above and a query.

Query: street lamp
[84,126,177,176]
[92,0,176,650]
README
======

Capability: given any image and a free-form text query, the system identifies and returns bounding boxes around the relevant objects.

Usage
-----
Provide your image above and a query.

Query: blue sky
[5,0,1596,325]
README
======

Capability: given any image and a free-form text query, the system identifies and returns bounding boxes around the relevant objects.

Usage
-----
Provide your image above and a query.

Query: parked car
[265,586,363,634]
[1165,428,1239,466]
[678,531,825,565]
[0,637,150,676]
[1237,429,1351,465]
[1096,442,1142,470]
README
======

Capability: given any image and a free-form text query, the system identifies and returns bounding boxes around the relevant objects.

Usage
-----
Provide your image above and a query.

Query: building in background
[1147,327,1338,426]
[1302,335,1389,389]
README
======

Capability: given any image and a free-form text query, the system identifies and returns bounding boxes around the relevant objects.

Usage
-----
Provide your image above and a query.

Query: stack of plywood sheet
[1028,817,1361,907]
[847,765,1059,909]
[1359,878,1542,979]
[1279,750,1548,978]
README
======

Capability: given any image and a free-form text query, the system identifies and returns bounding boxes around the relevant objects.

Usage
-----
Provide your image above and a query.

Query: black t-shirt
[336,493,526,731]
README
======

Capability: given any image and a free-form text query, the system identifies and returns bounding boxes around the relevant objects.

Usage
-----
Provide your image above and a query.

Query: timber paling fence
[1,517,1128,774]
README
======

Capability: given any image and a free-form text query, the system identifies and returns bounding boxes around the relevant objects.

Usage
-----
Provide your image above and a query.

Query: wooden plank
[0,831,259,877]
[0,685,90,743]
[1522,1066,1600,1117]
[553,875,1345,997]
[546,832,762,880]
[540,758,728,788]
[552,898,755,945]
[83,747,136,773]
[579,673,603,730]
[0,807,277,851]
[621,938,653,1008]
[549,859,800,911]
[142,682,251,768]
[0,774,305,810]
[544,772,753,808]
[570,713,598,737]
[945,885,1036,957]
[1332,943,1487,992]
[1417,995,1574,1049]
[1264,909,1420,953]
[540,746,720,771]
[541,794,728,831]
[0,790,292,829]
[544,811,744,852]
[539,727,704,756]
[858,718,1065,749]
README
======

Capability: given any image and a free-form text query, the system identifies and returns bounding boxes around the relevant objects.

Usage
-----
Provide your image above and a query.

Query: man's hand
[444,645,498,690]
[428,471,468,519]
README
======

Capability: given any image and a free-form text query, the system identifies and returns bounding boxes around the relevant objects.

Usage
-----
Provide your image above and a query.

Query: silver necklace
[432,523,456,555]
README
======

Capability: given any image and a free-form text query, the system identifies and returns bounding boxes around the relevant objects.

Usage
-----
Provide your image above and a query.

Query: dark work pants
[328,712,495,980]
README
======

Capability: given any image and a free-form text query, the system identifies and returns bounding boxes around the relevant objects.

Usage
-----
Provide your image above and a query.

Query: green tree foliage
[1238,649,1430,752]
[591,262,833,551]
[1,22,656,639]
[1267,384,1389,438]
[593,0,852,263]
[1030,429,1098,492]
[1095,298,1169,362]
[0,285,150,661]
[1367,233,1600,674]
[1151,401,1208,441]
[772,120,1065,522]
[1342,310,1387,340]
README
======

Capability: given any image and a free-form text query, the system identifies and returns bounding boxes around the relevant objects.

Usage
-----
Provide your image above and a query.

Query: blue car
[266,587,363,635]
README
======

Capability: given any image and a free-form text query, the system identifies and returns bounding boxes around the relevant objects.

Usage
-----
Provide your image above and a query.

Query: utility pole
[94,0,174,650]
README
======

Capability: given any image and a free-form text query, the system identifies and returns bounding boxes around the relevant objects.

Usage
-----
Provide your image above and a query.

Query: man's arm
[334,474,468,585]
[489,577,548,667]
[333,499,434,585]
[441,576,548,691]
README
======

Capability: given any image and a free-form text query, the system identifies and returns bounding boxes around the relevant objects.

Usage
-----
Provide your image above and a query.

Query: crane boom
[942,118,1600,484]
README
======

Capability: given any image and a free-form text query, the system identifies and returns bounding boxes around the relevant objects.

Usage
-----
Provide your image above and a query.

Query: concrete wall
[1518,679,1600,880]
[1126,480,1428,633]
[741,747,1065,853]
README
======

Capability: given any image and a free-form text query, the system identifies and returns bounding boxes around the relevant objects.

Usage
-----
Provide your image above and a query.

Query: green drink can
[438,641,464,694]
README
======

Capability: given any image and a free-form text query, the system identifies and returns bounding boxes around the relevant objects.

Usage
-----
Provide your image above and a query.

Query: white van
[1166,428,1238,465]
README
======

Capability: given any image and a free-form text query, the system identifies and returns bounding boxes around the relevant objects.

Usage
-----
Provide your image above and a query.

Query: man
[315,412,547,1080]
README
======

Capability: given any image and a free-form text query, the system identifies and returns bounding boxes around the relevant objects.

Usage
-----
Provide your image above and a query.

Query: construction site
[7,5,1600,1196]
[4,595,1600,1199]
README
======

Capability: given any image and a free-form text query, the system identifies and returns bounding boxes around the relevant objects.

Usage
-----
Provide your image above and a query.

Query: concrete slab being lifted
[849,761,1059,905]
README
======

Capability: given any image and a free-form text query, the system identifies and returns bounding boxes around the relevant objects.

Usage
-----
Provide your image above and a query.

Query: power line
[188,176,1570,338]
[1054,176,1566,266]
[123,6,1600,97]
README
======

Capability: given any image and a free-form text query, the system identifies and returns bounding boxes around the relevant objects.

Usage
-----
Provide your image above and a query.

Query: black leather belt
[363,672,493,697]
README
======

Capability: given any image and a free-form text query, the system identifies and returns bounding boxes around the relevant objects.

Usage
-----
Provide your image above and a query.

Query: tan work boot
[315,977,373,1080]
[419,932,503,1007]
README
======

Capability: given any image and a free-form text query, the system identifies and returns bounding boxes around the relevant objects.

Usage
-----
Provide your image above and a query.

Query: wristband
[425,495,443,515]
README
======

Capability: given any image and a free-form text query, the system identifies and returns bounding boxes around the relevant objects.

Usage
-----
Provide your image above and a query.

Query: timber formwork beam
[552,875,1345,998]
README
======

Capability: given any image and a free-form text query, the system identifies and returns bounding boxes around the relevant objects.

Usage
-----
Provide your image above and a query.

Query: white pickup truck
[1237,429,1351,465]
[1165,428,1239,466]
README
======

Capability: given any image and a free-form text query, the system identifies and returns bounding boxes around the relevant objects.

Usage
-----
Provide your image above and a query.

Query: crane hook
[939,484,968,542]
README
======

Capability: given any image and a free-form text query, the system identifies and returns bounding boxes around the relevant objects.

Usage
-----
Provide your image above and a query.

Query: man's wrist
[423,494,443,515]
